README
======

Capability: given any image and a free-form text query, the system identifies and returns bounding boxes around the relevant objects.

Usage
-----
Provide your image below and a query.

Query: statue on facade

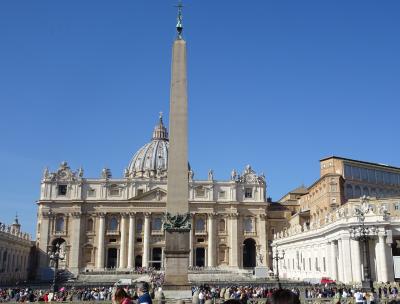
[208,169,213,181]
[78,167,84,178]
[230,169,237,181]
[101,168,111,179]
[124,168,129,178]
[43,167,49,179]
[188,169,194,181]
[256,252,264,266]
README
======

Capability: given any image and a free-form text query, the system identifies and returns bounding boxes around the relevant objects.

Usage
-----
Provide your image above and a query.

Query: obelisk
[163,2,191,292]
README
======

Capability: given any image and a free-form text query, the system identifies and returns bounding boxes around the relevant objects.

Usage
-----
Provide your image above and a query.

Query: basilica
[35,115,289,279]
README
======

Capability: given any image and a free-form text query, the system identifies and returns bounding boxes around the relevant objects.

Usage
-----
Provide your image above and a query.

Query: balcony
[53,230,67,237]
[151,230,164,236]
[195,230,207,236]
[106,230,120,236]
[244,231,257,237]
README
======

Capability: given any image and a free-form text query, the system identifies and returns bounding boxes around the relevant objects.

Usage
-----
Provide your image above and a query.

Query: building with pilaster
[0,217,32,285]
[35,116,288,278]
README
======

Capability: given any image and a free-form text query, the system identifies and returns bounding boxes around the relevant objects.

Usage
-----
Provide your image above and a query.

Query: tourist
[113,288,132,304]
[270,289,300,304]
[136,282,152,304]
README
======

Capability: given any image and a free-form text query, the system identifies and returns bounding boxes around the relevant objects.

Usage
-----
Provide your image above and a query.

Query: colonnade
[277,231,395,284]
[60,212,270,272]
[0,246,30,284]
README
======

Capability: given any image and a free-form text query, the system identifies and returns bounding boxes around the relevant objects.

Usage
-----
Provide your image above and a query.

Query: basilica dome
[126,115,169,178]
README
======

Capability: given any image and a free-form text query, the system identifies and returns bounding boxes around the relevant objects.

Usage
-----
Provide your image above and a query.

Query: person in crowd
[113,287,132,304]
[136,282,152,304]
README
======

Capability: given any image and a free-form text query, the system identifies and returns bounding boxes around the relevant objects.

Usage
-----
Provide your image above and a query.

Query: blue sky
[0,0,399,236]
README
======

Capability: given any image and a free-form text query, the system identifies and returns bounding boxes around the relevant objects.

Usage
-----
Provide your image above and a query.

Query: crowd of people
[0,283,151,303]
[2,283,400,303]
[193,285,301,303]
[303,284,400,303]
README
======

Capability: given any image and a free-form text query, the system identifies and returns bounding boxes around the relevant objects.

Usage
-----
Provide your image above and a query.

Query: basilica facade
[36,116,288,278]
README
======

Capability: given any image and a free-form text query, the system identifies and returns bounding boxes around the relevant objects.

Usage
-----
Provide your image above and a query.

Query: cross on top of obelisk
[175,0,184,39]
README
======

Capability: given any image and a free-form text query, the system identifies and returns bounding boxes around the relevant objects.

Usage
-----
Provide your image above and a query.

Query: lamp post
[48,239,65,293]
[349,196,377,291]
[270,247,285,289]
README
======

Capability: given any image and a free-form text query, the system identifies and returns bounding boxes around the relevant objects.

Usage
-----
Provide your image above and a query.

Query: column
[142,213,151,268]
[161,248,165,269]
[337,239,344,282]
[119,213,128,269]
[189,215,194,267]
[351,239,362,283]
[229,213,239,267]
[38,212,51,270]
[207,213,216,267]
[257,214,268,267]
[377,234,389,282]
[69,212,82,274]
[127,213,136,269]
[96,213,105,269]
[341,237,353,283]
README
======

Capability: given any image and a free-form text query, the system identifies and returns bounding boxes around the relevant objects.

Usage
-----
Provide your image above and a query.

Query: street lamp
[270,247,285,289]
[47,239,65,293]
[349,196,378,291]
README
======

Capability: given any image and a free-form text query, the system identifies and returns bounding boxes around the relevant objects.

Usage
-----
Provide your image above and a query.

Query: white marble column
[189,215,194,267]
[342,237,353,283]
[96,213,106,269]
[119,214,128,269]
[127,213,136,269]
[207,213,216,267]
[377,234,389,282]
[143,213,151,268]
[229,213,239,267]
[351,239,362,283]
[337,239,344,282]
[69,212,82,274]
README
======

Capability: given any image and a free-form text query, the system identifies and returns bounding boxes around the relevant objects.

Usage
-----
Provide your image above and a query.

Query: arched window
[195,218,205,231]
[87,218,94,232]
[218,219,226,232]
[55,217,64,232]
[346,184,354,199]
[363,187,370,197]
[136,219,143,233]
[244,218,253,232]
[108,217,118,231]
[152,217,162,231]
[354,186,362,198]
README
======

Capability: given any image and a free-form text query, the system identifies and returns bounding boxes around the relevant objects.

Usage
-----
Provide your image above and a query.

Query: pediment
[131,187,167,202]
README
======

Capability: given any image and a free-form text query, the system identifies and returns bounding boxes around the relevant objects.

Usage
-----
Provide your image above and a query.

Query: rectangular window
[394,203,400,211]
[245,188,253,198]
[57,185,67,196]
[344,164,352,179]
[196,188,205,198]
[109,188,120,196]
[88,188,96,197]
[361,168,368,181]
[376,171,383,184]
[368,169,376,183]
[137,189,144,196]
[218,191,226,199]
[353,166,361,180]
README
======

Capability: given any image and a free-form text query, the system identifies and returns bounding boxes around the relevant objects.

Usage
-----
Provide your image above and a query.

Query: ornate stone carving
[230,169,237,181]
[162,212,191,231]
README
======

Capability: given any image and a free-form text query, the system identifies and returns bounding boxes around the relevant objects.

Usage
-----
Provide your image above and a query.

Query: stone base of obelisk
[163,229,192,299]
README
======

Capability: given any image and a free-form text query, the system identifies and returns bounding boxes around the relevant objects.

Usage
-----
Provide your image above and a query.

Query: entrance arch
[135,255,142,268]
[243,238,256,268]
[195,248,205,267]
[107,248,118,269]
[152,248,162,270]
